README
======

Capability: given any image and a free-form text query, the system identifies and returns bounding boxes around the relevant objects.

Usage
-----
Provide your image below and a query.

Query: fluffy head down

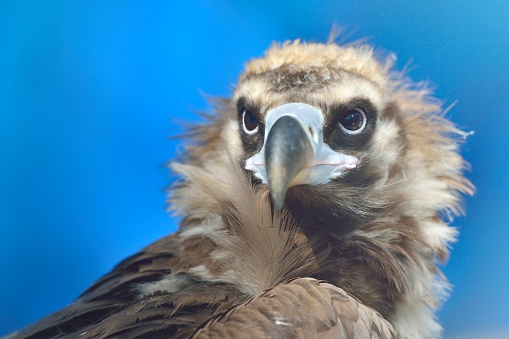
[170,40,473,339]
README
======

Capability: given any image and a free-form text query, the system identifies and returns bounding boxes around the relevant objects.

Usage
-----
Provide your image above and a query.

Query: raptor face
[233,43,406,229]
[244,102,361,209]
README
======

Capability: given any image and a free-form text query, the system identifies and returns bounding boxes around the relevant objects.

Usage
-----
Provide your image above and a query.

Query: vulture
[10,39,473,339]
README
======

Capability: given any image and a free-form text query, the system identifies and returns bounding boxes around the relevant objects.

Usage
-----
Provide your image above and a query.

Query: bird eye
[338,108,366,134]
[242,109,259,134]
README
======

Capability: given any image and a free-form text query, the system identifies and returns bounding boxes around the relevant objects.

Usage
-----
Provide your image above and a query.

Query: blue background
[1,1,508,338]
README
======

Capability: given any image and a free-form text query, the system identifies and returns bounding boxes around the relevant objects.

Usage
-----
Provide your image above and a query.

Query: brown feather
[194,278,394,339]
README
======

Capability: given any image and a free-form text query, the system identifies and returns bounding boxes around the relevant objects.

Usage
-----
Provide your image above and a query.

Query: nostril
[308,127,319,144]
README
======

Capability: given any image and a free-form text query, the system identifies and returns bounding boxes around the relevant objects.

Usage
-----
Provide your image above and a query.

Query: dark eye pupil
[243,110,258,132]
[340,110,364,131]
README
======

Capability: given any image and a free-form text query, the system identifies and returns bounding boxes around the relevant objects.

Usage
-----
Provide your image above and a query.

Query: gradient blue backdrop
[1,1,508,338]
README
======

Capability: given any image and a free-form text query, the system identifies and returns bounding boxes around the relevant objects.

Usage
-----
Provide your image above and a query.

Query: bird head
[236,43,387,213]
[227,40,474,230]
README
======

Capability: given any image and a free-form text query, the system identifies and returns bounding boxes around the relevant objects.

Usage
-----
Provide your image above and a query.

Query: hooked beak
[245,103,358,210]
[265,115,314,210]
